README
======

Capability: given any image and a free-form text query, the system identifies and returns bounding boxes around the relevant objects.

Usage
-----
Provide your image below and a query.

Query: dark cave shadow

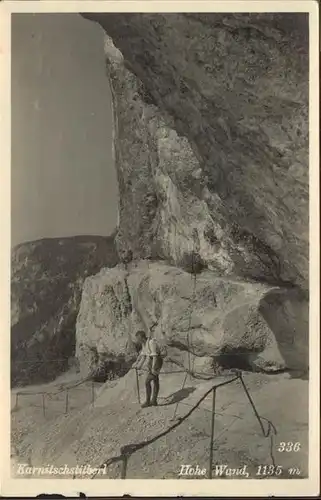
[158,386,196,406]
[259,289,309,381]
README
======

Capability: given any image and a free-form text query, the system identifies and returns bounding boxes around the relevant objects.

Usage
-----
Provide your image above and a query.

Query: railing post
[42,393,46,417]
[121,456,128,479]
[208,387,216,479]
[65,388,69,414]
[238,372,265,435]
[91,381,95,406]
[15,393,19,409]
[135,369,140,405]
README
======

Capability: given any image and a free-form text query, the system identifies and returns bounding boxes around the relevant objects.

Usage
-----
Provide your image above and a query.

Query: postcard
[0,1,319,497]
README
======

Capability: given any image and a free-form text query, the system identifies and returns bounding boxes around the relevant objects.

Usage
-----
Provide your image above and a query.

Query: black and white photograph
[1,1,319,497]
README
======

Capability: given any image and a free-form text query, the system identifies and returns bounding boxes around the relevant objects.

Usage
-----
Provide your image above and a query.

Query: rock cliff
[11,235,118,386]
[12,14,309,386]
[74,12,309,379]
[82,13,308,291]
[11,15,310,476]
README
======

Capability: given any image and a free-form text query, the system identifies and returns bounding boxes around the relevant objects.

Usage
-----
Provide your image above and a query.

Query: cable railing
[11,357,278,480]
[11,370,96,417]
[90,368,277,479]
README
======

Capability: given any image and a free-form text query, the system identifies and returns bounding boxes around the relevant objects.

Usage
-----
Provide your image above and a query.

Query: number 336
[278,442,301,452]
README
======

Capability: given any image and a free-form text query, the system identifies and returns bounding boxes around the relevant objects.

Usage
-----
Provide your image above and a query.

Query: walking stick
[65,388,69,414]
[135,368,141,404]
[42,393,46,417]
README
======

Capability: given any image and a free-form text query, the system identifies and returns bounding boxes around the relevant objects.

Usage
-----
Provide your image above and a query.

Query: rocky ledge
[76,261,308,379]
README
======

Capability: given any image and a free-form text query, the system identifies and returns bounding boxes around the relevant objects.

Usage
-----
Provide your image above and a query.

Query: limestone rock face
[11,236,118,386]
[76,262,307,377]
[83,13,308,291]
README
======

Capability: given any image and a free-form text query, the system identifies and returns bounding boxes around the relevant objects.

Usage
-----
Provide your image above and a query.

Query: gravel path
[11,370,308,480]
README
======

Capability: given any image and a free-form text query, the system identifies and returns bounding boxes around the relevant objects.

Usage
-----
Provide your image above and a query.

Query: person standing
[133,330,164,408]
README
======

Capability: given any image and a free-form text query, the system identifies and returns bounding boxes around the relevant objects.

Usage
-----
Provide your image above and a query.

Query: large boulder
[75,261,308,378]
[82,13,308,291]
[11,235,118,386]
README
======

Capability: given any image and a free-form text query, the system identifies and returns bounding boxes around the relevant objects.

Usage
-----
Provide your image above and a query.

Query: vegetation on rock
[11,235,118,386]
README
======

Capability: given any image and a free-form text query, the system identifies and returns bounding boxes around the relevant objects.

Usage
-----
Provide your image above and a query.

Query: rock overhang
[80,12,309,292]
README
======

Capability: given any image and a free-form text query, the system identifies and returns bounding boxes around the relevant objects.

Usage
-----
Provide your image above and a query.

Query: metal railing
[12,355,278,480]
[12,372,96,417]
[91,368,277,479]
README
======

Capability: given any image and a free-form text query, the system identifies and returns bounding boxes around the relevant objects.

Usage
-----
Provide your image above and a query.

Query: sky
[11,13,118,247]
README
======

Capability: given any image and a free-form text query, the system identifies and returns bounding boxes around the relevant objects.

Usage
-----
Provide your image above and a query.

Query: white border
[0,1,319,497]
